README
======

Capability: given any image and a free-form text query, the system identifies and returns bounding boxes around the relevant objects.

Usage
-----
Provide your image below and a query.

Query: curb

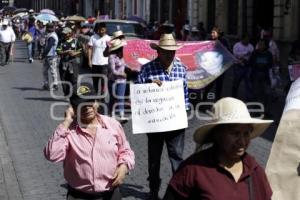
[0,121,23,200]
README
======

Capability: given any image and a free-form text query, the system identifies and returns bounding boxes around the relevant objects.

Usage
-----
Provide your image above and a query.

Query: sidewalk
[0,117,23,200]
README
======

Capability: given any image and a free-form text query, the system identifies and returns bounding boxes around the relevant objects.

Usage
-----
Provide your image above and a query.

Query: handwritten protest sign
[266,78,300,200]
[130,80,188,134]
[124,40,236,89]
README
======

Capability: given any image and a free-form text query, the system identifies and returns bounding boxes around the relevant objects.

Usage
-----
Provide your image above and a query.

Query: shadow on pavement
[24,97,68,102]
[120,184,148,199]
[12,86,45,91]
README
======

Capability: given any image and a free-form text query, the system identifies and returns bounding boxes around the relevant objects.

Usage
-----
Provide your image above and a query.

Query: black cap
[70,83,97,108]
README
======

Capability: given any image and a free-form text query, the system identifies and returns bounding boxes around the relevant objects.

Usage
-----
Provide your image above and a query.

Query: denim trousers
[147,129,185,191]
[27,42,35,59]
[109,81,126,115]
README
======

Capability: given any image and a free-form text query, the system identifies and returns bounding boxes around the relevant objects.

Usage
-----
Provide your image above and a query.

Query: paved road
[0,40,284,199]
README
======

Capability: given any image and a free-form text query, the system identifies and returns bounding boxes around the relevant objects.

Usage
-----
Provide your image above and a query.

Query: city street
[0,40,283,200]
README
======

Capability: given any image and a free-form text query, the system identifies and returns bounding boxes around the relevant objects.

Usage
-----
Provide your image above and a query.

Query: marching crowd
[1,7,300,200]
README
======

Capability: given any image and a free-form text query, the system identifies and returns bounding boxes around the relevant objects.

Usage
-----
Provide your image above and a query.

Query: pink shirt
[44,114,135,193]
[233,41,254,61]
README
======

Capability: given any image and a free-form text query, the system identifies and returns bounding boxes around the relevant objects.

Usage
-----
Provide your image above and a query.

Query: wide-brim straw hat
[109,39,126,52]
[194,97,273,145]
[112,30,125,40]
[150,33,182,51]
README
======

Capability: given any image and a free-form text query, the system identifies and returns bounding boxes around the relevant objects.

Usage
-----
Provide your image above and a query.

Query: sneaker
[29,58,33,63]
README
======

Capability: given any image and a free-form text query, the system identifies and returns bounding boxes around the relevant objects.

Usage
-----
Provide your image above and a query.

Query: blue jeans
[27,42,35,59]
[109,81,126,115]
[147,129,185,191]
[115,82,126,114]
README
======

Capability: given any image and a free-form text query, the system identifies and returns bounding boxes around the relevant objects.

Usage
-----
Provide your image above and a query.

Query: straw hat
[109,39,126,52]
[112,30,125,40]
[150,34,182,51]
[193,97,273,145]
[21,32,33,43]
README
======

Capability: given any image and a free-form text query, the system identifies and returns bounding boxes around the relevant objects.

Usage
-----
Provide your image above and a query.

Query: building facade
[12,0,299,43]
[190,0,300,42]
[14,0,78,16]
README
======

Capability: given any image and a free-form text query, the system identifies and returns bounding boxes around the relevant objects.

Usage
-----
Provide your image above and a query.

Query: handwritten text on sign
[130,80,188,134]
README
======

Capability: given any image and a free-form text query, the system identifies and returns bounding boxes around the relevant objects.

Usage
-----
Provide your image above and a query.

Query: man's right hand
[152,79,162,86]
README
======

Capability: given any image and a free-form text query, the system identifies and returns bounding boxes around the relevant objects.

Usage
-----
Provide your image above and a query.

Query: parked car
[95,19,146,38]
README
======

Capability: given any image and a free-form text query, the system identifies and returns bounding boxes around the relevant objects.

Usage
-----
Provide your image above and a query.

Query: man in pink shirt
[44,83,135,200]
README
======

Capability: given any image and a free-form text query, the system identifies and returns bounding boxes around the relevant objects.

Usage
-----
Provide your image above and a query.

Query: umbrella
[64,15,86,22]
[13,8,28,14]
[40,9,55,15]
[3,6,16,12]
[12,12,28,19]
[36,14,59,22]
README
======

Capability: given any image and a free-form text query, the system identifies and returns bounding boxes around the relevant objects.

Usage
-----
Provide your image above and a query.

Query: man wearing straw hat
[164,97,273,199]
[137,33,189,200]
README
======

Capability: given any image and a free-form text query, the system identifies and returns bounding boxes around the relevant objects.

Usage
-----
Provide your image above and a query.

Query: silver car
[95,19,146,38]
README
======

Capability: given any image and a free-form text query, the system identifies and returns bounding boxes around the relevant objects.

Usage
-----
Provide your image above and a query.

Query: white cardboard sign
[130,80,188,134]
[283,77,300,113]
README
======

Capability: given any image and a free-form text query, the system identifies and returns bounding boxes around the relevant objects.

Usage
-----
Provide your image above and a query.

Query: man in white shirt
[232,34,254,100]
[0,20,16,66]
[88,22,111,97]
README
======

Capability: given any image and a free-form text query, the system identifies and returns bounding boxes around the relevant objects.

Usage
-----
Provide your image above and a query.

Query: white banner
[283,77,300,113]
[130,80,188,134]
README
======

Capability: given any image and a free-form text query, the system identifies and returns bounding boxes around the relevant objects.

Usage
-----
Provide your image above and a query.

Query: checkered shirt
[137,58,189,109]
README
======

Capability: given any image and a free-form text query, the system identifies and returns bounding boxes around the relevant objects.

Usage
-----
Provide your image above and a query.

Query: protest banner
[130,80,188,134]
[266,77,300,200]
[124,39,236,89]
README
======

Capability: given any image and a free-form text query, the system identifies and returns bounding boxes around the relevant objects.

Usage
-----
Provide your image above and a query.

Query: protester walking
[164,97,273,200]
[232,34,254,100]
[44,83,135,200]
[108,39,128,120]
[42,23,59,90]
[88,22,111,96]
[203,26,231,102]
[0,19,16,66]
[57,27,82,96]
[27,21,38,63]
[136,34,189,200]
[249,39,273,117]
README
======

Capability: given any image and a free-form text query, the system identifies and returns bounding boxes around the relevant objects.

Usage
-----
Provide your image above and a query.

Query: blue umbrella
[36,14,59,22]
[40,9,55,15]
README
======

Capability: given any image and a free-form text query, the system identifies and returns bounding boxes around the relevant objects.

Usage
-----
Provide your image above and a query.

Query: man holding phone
[44,83,135,200]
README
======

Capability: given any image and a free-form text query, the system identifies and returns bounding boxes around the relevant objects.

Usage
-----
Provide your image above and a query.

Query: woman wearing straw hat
[164,97,273,200]
[108,39,128,121]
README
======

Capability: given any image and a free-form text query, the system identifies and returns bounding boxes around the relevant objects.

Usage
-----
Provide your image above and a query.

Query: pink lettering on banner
[124,39,236,89]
